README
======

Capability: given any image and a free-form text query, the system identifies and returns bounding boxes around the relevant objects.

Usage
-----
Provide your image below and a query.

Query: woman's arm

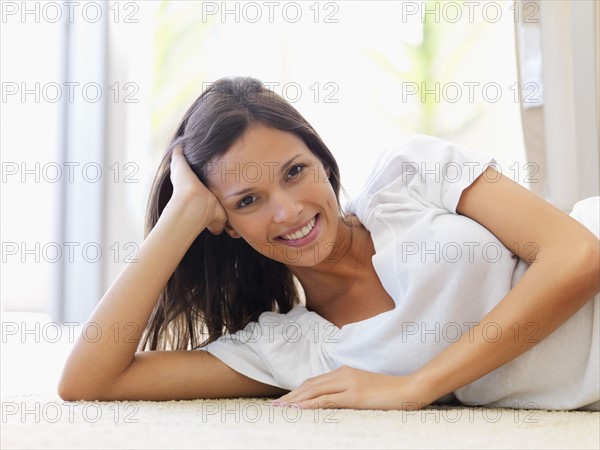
[58,199,209,399]
[413,167,600,404]
[58,147,227,399]
[271,167,599,410]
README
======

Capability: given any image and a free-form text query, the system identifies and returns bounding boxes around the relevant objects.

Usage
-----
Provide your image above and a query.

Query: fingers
[299,395,341,410]
[206,204,229,235]
[206,222,225,236]
[274,374,345,406]
[273,394,343,410]
[171,145,183,159]
[170,145,184,169]
[291,396,340,410]
[168,144,203,194]
[168,143,229,236]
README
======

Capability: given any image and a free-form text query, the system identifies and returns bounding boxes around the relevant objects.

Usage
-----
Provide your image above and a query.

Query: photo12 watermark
[400,240,539,264]
[400,81,541,105]
[1,1,140,24]
[1,82,139,104]
[1,401,140,424]
[400,1,539,24]
[2,161,140,184]
[400,403,541,423]
[212,318,341,345]
[397,159,540,186]
[199,400,340,423]
[200,80,340,104]
[199,1,340,24]
[398,321,540,345]
[2,241,140,264]
[2,320,139,345]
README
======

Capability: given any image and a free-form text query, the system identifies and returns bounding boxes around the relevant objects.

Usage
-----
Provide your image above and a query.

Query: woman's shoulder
[346,135,444,216]
[256,302,310,323]
[347,134,496,220]
[361,134,482,191]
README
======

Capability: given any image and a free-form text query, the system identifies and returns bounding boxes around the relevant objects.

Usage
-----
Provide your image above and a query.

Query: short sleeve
[351,135,498,219]
[196,324,279,388]
[194,305,338,390]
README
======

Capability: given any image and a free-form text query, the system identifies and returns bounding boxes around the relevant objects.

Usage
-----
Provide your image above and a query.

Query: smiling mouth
[276,213,319,241]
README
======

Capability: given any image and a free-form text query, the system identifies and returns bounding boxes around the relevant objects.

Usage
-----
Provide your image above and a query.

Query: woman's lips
[275,213,320,247]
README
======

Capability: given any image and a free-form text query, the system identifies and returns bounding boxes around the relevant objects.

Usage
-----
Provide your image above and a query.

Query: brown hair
[139,76,351,351]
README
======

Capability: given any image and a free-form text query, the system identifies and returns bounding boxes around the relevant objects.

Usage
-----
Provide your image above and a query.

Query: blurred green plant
[151,0,491,146]
[366,0,487,137]
[151,1,215,155]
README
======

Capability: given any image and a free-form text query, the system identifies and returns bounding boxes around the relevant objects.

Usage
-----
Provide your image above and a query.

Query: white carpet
[1,313,599,449]
[1,394,599,449]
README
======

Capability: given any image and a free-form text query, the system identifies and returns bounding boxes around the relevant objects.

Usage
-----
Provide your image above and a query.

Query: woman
[58,77,600,411]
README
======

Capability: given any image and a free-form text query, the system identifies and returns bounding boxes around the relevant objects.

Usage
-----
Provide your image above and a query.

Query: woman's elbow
[586,241,600,292]
[574,240,600,295]
[57,373,104,402]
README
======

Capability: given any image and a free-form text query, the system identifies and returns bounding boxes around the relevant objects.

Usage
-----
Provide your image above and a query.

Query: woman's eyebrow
[225,153,302,199]
[280,153,302,172]
[226,186,253,200]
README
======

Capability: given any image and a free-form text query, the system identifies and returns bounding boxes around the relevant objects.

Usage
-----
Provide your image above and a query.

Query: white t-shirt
[197,135,600,411]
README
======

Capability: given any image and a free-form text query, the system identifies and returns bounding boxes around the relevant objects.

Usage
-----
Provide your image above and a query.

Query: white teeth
[281,216,316,241]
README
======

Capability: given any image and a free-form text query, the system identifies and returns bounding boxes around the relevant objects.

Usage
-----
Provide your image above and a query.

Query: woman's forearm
[58,199,209,397]
[413,244,600,405]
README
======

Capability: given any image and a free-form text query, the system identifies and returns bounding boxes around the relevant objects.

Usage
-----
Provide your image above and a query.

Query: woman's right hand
[169,145,228,235]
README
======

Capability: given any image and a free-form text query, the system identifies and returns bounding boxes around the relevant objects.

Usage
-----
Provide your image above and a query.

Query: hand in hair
[170,145,228,235]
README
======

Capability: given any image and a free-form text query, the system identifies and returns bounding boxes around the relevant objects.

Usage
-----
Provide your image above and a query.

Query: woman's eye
[287,164,305,179]
[237,196,256,208]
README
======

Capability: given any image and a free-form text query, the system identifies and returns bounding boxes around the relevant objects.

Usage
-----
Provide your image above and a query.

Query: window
[2,1,526,321]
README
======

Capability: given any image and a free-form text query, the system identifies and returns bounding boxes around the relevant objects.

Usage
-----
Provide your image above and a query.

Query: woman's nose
[271,192,303,224]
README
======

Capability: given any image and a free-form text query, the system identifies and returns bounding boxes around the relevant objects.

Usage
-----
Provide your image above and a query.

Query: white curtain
[515,0,599,211]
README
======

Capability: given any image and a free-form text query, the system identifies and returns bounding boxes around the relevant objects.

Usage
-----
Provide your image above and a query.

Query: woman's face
[206,124,340,267]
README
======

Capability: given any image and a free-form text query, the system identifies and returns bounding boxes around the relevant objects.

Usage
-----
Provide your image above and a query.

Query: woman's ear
[325,165,331,180]
[224,223,241,239]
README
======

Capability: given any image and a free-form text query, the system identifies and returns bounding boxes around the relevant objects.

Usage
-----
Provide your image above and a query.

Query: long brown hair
[138,76,351,351]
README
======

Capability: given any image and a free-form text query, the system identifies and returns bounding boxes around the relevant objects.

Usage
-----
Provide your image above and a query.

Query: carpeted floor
[2,313,599,449]
[1,393,599,449]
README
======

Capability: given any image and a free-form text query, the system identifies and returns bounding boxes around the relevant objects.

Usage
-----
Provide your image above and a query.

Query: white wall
[540,0,599,211]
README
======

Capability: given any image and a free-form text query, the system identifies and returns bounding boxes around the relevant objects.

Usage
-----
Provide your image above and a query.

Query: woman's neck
[287,215,374,312]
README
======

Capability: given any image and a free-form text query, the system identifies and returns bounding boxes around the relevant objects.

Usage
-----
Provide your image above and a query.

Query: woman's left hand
[270,365,433,411]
